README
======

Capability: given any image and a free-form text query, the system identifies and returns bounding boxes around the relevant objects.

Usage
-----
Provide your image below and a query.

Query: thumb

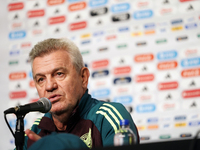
[25,129,41,142]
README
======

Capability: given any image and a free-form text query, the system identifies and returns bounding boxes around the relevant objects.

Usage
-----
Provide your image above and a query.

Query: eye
[57,72,63,76]
[56,72,65,78]
[37,78,44,83]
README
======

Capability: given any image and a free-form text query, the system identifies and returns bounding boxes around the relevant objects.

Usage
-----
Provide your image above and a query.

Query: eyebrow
[33,67,67,80]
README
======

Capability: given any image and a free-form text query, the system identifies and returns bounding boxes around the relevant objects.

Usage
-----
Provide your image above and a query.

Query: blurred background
[0,0,200,149]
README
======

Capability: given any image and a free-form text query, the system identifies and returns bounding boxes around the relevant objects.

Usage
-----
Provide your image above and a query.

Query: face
[32,50,89,116]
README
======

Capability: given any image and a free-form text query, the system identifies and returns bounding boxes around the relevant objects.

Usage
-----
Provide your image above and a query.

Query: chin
[51,108,69,116]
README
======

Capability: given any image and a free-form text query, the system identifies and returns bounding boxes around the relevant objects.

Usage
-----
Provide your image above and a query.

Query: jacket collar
[77,89,93,117]
[38,89,92,132]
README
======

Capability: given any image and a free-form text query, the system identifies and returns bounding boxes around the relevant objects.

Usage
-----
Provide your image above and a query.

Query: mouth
[48,94,61,103]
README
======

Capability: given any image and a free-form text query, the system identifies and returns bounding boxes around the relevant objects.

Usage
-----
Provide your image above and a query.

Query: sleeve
[27,132,89,150]
[95,102,139,146]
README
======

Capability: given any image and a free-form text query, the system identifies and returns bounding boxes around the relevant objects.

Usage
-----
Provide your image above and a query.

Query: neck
[52,113,70,131]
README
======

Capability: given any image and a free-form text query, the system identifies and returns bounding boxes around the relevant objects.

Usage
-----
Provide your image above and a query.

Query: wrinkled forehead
[31,49,72,66]
[31,50,73,74]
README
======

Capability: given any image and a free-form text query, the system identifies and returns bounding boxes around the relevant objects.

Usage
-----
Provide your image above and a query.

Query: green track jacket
[19,90,139,150]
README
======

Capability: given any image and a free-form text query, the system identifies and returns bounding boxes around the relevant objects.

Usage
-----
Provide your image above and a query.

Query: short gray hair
[29,38,84,73]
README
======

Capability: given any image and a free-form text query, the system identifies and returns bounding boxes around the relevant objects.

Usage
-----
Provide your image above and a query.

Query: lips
[48,94,61,103]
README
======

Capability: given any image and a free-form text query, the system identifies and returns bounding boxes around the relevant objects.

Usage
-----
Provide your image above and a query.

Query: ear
[80,67,90,89]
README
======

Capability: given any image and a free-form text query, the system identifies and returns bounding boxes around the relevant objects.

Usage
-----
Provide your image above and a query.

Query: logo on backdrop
[89,0,108,7]
[92,59,109,69]
[111,3,130,13]
[113,77,132,85]
[27,10,45,18]
[8,2,24,11]
[47,0,65,5]
[157,50,177,60]
[133,10,153,19]
[181,57,200,67]
[9,31,26,39]
[113,95,133,104]
[69,21,87,31]
[91,88,110,98]
[90,7,108,16]
[68,2,86,11]
[136,104,156,113]
[112,13,130,22]
[9,72,27,80]
[92,70,109,78]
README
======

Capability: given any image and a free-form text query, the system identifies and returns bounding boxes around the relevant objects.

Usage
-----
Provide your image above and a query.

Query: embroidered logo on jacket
[80,128,92,148]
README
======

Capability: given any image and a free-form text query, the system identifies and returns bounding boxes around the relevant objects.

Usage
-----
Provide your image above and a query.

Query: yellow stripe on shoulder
[99,106,120,126]
[96,110,118,134]
[32,117,42,126]
[33,122,40,125]
[34,117,42,122]
[103,103,123,120]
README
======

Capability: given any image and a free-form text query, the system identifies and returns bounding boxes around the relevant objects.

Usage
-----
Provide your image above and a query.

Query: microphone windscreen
[38,97,52,113]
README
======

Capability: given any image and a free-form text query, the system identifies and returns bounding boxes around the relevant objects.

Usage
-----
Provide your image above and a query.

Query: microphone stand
[4,98,51,150]
[15,114,25,150]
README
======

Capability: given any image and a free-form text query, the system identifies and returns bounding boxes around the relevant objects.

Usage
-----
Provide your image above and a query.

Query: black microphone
[4,97,52,115]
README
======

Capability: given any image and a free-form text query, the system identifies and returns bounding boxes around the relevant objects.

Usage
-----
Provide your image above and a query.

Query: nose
[45,77,58,92]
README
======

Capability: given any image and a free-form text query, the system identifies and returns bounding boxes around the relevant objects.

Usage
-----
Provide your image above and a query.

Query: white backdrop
[1,0,200,149]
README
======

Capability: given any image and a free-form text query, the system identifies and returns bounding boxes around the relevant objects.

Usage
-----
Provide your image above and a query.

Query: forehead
[32,50,73,75]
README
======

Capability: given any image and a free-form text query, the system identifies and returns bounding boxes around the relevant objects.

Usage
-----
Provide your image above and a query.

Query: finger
[25,129,41,141]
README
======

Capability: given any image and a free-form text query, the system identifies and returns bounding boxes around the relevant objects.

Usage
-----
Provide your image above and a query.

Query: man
[22,38,139,150]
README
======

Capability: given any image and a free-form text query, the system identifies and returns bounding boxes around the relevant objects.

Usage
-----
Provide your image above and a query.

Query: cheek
[36,86,45,97]
[63,84,76,95]
[37,91,43,98]
[62,80,81,97]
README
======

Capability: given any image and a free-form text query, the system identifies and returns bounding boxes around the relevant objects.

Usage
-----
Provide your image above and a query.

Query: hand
[25,129,41,142]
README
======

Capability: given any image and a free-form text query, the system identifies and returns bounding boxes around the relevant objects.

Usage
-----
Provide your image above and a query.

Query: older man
[22,38,139,150]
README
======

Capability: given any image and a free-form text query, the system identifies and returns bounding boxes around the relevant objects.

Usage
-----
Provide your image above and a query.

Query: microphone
[4,97,52,115]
